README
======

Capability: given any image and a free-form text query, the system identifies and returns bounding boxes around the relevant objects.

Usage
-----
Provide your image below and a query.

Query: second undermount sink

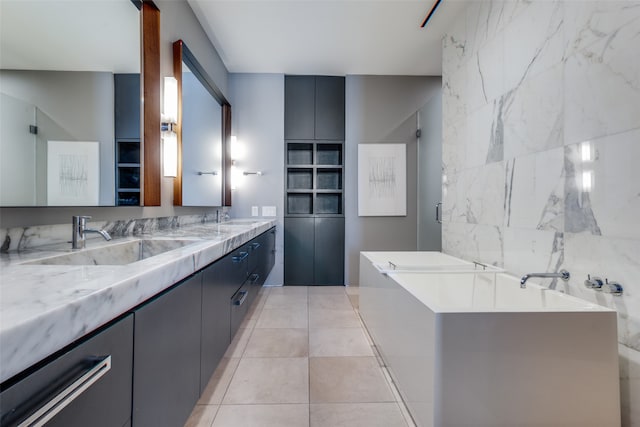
[25,239,198,266]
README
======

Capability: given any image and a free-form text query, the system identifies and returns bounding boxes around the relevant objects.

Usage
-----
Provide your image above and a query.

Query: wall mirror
[173,40,231,207]
[0,0,140,207]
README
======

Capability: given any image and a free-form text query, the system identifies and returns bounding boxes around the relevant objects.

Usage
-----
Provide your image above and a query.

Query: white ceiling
[0,0,139,72]
[188,0,467,76]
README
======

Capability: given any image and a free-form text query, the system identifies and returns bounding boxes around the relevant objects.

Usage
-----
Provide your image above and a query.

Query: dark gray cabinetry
[284,76,315,140]
[0,315,134,427]
[285,218,344,286]
[285,75,345,286]
[132,274,202,427]
[284,76,345,141]
[315,76,345,140]
[200,262,231,395]
[284,217,315,285]
[314,217,345,285]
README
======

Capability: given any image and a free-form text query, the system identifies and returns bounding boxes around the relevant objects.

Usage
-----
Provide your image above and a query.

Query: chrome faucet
[72,216,111,249]
[520,269,570,289]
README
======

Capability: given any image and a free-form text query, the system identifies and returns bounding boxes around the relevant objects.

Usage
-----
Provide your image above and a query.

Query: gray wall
[0,70,115,206]
[0,1,228,228]
[345,75,441,285]
[417,88,442,250]
[228,73,285,285]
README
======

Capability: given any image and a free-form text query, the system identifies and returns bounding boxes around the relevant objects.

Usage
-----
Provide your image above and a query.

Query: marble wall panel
[442,1,640,423]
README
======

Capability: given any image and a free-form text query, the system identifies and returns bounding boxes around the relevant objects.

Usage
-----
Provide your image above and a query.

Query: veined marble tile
[503,227,564,285]
[442,65,467,127]
[504,147,564,231]
[466,33,505,113]
[564,130,640,239]
[503,64,564,160]
[442,222,504,268]
[503,0,564,93]
[465,162,506,227]
[564,19,640,145]
[563,232,640,350]
[442,121,467,176]
[466,101,504,168]
[564,1,640,57]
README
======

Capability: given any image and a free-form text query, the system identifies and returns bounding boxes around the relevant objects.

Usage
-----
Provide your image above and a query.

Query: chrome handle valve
[601,279,623,296]
[584,274,604,290]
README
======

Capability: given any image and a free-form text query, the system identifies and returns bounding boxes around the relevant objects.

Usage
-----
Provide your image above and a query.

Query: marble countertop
[0,219,276,384]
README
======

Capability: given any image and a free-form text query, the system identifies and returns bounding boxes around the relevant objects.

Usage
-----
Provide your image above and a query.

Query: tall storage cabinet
[284,76,345,286]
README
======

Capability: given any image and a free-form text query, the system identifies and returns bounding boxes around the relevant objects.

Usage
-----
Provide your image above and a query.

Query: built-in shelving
[285,142,344,216]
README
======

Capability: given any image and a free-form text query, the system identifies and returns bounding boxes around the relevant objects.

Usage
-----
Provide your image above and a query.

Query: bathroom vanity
[359,251,621,427]
[0,220,275,427]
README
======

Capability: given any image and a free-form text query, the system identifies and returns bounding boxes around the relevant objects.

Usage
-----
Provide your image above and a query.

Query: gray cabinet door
[133,274,202,427]
[315,76,345,140]
[284,76,315,140]
[200,262,231,394]
[314,217,345,285]
[284,218,315,285]
[0,315,134,427]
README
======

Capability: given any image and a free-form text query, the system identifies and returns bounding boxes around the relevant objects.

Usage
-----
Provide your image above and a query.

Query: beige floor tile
[255,307,308,329]
[308,286,346,295]
[310,357,395,403]
[212,404,309,427]
[184,404,218,427]
[309,309,361,329]
[344,286,359,296]
[244,328,308,357]
[223,357,309,404]
[309,328,373,357]
[224,327,253,358]
[309,294,353,310]
[310,403,407,427]
[263,293,308,309]
[268,285,308,296]
[348,294,359,310]
[199,358,241,405]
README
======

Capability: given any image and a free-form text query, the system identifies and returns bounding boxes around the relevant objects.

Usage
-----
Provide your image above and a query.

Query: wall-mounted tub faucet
[72,216,112,249]
[520,270,570,289]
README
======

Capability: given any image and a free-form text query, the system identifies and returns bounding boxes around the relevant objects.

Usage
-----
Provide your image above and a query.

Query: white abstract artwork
[358,143,406,216]
[47,140,100,206]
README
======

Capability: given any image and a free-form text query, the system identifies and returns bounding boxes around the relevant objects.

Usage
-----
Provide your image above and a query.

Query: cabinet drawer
[0,315,133,427]
[230,282,251,339]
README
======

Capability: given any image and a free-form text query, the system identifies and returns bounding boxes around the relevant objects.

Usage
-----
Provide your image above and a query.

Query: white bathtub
[359,251,620,427]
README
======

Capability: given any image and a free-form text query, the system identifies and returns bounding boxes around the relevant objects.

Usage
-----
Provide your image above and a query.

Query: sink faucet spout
[520,270,570,289]
[72,216,111,249]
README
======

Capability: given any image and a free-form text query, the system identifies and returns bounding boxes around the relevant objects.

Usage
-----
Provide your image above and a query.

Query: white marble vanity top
[0,219,276,383]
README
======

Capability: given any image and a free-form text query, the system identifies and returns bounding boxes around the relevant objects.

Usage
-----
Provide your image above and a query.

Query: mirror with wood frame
[172,40,232,207]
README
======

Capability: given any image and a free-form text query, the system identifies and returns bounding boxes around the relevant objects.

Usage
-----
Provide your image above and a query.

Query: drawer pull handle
[250,273,260,283]
[18,355,111,427]
[233,290,248,306]
[232,252,249,263]
[250,242,261,250]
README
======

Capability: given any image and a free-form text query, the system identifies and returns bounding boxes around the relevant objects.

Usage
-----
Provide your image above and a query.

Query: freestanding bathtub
[359,251,620,427]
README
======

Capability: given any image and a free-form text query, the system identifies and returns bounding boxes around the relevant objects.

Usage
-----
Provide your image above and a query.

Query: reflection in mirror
[0,0,140,207]
[173,40,230,207]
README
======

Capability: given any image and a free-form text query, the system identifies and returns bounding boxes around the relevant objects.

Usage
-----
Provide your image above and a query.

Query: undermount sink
[221,219,263,225]
[25,239,198,266]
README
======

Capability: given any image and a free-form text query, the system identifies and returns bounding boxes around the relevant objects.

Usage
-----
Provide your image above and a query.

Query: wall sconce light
[229,136,261,189]
[162,76,178,177]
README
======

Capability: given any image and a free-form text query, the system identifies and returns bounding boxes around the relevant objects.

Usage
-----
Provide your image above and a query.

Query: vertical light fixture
[162,77,178,177]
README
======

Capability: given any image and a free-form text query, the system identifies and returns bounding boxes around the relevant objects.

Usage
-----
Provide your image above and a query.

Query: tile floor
[184,285,415,427]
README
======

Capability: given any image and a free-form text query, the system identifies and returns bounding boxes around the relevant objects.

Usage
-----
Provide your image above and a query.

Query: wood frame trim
[172,41,183,206]
[141,1,161,206]
[172,39,233,207]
